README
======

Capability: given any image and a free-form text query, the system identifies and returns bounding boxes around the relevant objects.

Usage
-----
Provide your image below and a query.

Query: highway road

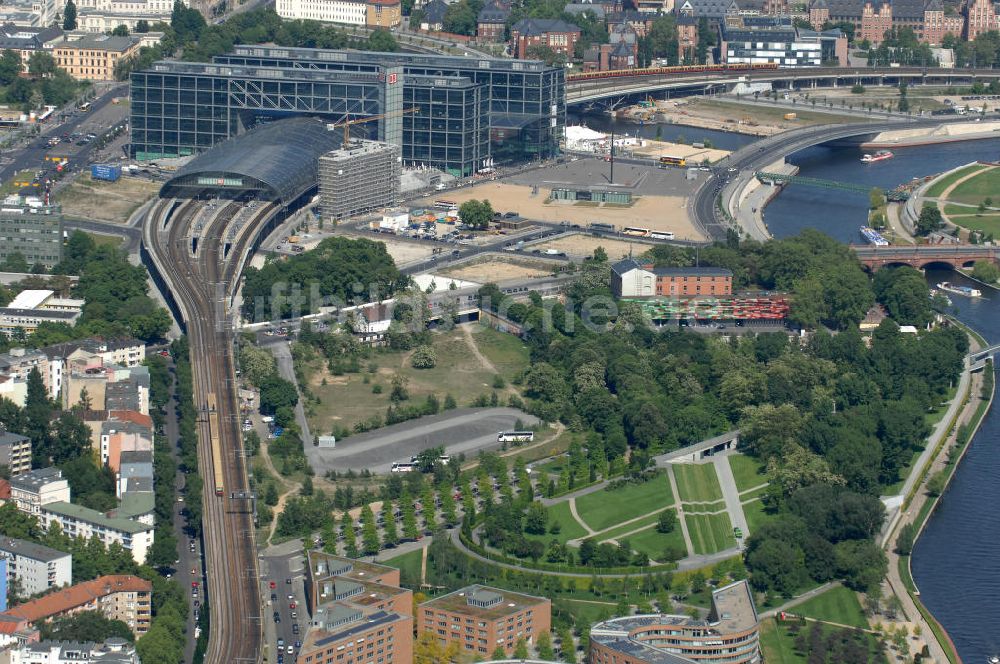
[144,197,280,663]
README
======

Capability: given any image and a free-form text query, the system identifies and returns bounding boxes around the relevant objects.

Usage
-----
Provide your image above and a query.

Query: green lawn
[925,163,988,198]
[527,500,589,545]
[945,213,1000,237]
[759,617,887,664]
[759,618,807,664]
[943,166,1000,206]
[679,500,725,514]
[575,474,674,532]
[593,512,662,541]
[684,512,735,554]
[87,232,123,248]
[673,463,723,503]
[380,549,423,586]
[468,325,530,382]
[728,454,767,492]
[742,498,771,534]
[624,520,687,561]
[793,586,868,629]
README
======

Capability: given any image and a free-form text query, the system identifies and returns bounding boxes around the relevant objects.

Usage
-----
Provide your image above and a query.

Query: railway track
[144,196,281,663]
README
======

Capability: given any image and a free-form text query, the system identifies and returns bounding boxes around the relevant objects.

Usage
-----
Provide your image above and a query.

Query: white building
[10,468,71,516]
[39,502,153,565]
[0,537,72,597]
[9,638,140,663]
[379,209,409,232]
[276,0,367,24]
[0,291,83,339]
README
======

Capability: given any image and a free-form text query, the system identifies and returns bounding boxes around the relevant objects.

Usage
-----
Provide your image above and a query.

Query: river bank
[863,120,1000,148]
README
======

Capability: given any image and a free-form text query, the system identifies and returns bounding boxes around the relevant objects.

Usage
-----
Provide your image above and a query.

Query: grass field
[759,617,886,664]
[624,519,687,560]
[728,454,767,492]
[86,232,123,248]
[944,212,1000,237]
[594,513,662,542]
[793,586,868,629]
[527,501,589,545]
[306,327,525,433]
[680,500,725,514]
[742,498,770,534]
[943,166,1000,206]
[575,474,674,532]
[684,512,735,554]
[673,463,724,503]
[381,549,423,585]
[925,163,988,198]
[468,325,530,382]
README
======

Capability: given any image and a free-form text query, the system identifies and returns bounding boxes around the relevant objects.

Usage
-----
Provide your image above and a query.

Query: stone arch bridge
[851,244,1000,271]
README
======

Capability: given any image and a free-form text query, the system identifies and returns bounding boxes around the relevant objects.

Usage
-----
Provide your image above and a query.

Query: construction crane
[327,107,420,148]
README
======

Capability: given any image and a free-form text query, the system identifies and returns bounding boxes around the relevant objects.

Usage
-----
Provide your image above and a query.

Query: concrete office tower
[318,141,401,222]
[0,196,63,270]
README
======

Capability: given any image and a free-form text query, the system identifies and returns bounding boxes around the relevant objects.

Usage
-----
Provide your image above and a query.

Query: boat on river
[929,289,953,306]
[860,226,890,246]
[861,150,894,163]
[937,281,982,297]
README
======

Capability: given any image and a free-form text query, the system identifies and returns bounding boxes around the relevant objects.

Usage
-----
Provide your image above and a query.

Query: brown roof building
[417,585,552,657]
[0,574,152,636]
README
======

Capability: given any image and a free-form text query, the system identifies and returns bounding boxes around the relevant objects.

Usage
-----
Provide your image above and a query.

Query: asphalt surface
[304,407,539,475]
[0,84,128,184]
[260,541,309,663]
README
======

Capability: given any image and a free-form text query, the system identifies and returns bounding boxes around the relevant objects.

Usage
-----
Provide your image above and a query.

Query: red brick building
[612,259,734,298]
[477,0,510,41]
[417,585,552,656]
[965,0,997,39]
[677,15,699,62]
[0,575,151,636]
[510,18,582,59]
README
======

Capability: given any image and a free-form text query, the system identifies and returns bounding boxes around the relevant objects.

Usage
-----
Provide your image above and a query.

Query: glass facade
[130,59,491,175]
[215,46,565,164]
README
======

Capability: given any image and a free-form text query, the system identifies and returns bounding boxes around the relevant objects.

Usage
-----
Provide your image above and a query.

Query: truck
[783,113,797,121]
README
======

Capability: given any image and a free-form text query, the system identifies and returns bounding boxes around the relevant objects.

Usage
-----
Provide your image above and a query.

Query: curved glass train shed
[160,117,341,203]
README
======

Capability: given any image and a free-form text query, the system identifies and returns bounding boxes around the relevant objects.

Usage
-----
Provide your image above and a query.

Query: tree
[410,345,436,369]
[915,203,943,236]
[443,0,476,35]
[361,504,380,555]
[135,19,150,32]
[110,24,130,36]
[656,509,677,533]
[368,28,399,52]
[341,511,358,557]
[382,500,399,547]
[63,0,78,30]
[0,50,21,86]
[895,522,915,555]
[514,637,529,659]
[537,630,555,660]
[525,501,548,535]
[458,199,494,230]
[40,610,134,643]
[971,260,1000,284]
[491,645,507,660]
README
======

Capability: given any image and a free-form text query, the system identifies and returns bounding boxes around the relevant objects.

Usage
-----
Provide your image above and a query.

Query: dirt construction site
[54,174,160,223]
[421,156,706,241]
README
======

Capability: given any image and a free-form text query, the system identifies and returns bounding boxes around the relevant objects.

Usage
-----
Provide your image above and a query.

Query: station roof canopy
[160,117,341,203]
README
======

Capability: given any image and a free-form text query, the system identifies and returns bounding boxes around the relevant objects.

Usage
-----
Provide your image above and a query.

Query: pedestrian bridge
[654,430,740,465]
[970,344,1000,372]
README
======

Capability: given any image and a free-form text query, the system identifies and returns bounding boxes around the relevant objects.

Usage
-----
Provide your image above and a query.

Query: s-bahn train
[566,62,779,82]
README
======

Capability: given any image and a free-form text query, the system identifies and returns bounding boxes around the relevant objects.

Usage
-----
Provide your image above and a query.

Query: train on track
[207,392,224,497]
[566,62,779,82]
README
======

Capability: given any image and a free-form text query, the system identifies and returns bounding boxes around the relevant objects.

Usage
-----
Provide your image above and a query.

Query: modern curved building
[590,580,760,664]
[159,117,342,204]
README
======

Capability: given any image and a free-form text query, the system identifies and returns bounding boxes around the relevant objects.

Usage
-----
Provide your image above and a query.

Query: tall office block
[318,141,401,221]
[0,196,63,270]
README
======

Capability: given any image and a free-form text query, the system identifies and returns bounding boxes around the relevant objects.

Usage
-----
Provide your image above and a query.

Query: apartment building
[0,575,152,637]
[276,0,401,27]
[0,348,49,390]
[0,537,72,598]
[39,503,154,565]
[99,419,153,472]
[0,196,63,269]
[306,552,401,612]
[9,469,70,516]
[0,431,31,476]
[416,585,552,656]
[41,338,146,402]
[299,604,413,664]
[8,638,140,663]
[52,34,140,81]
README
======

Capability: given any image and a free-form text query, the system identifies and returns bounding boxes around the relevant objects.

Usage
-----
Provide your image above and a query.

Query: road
[0,84,128,184]
[144,197,276,663]
[712,454,750,542]
[269,340,314,448]
[259,541,309,663]
[303,407,538,475]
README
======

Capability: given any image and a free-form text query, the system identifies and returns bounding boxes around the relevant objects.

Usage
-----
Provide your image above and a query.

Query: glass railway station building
[129,47,565,176]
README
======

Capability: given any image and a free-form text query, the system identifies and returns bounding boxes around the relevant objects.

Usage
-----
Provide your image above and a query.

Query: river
[763,137,1000,662]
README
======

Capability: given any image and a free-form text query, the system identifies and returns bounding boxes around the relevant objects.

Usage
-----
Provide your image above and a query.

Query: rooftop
[709,579,758,633]
[7,290,53,310]
[2,575,151,624]
[0,430,29,448]
[612,259,734,279]
[41,502,152,534]
[512,18,582,35]
[9,467,63,491]
[320,139,400,164]
[307,608,407,648]
[308,551,398,584]
[60,34,137,52]
[420,584,549,620]
[0,536,70,563]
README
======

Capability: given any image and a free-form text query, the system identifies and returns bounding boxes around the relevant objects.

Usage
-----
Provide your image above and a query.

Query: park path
[568,498,596,535]
[665,465,696,557]
[461,324,518,399]
[540,479,610,507]
[738,482,769,496]
[937,163,996,201]
[713,454,750,540]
